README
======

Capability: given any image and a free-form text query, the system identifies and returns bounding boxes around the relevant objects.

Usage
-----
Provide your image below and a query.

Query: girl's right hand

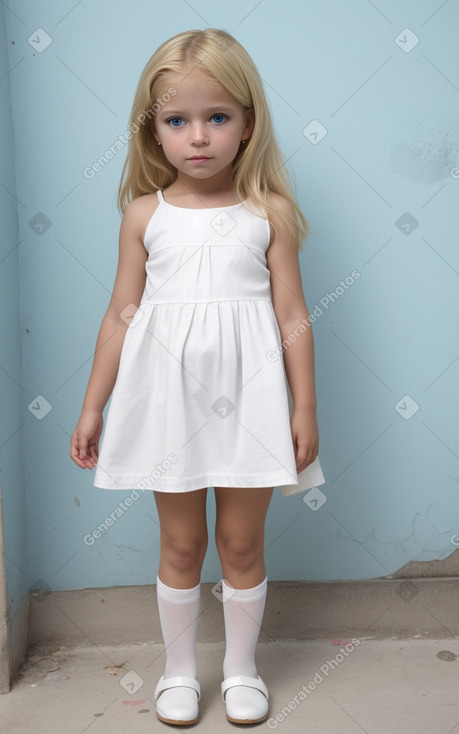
[70,410,103,469]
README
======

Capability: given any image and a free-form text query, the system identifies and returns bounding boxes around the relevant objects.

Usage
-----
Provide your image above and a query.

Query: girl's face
[153,67,254,186]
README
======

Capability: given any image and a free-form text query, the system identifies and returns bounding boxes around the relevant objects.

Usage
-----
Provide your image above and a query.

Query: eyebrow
[159,105,235,117]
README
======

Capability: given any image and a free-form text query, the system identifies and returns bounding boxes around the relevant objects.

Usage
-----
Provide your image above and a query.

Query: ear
[242,108,255,142]
[150,119,160,145]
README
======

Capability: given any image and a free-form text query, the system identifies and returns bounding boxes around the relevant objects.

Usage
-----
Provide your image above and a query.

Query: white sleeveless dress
[93,189,325,496]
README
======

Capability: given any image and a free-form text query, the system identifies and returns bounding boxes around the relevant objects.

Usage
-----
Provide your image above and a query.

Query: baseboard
[28,577,459,651]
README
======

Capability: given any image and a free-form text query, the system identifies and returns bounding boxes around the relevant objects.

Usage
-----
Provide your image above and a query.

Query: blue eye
[167,117,185,127]
[166,114,227,127]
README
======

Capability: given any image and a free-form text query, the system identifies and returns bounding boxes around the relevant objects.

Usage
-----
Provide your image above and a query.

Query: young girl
[70,28,324,726]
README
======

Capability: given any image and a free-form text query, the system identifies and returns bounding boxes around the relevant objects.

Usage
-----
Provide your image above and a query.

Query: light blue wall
[2,0,458,591]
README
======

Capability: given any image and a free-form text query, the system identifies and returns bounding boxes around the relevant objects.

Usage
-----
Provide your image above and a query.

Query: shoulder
[124,192,160,220]
[121,192,160,240]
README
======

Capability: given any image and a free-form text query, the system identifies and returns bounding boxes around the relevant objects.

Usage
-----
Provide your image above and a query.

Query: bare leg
[153,487,208,588]
[214,486,274,588]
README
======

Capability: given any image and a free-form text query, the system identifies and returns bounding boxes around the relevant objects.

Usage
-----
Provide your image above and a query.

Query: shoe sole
[226,712,269,724]
[156,712,198,725]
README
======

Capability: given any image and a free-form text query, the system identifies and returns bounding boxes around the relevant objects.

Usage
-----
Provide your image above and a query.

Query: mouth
[188,156,212,161]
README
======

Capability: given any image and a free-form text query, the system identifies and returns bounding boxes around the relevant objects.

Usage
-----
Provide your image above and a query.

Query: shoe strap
[155,674,201,701]
[221,675,268,701]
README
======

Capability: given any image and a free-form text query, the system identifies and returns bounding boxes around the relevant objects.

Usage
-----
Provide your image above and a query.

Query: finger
[296,446,314,470]
[297,449,317,471]
[71,431,88,460]
[70,440,85,467]
[78,438,88,460]
[70,453,87,469]
[295,444,307,464]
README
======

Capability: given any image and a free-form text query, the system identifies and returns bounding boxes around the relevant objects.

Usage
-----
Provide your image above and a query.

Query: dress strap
[157,189,164,204]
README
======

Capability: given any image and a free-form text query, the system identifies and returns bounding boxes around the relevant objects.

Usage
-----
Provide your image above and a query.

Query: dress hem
[93,470,299,492]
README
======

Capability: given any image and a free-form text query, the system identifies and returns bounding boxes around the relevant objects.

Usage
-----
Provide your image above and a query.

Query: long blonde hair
[118,28,310,249]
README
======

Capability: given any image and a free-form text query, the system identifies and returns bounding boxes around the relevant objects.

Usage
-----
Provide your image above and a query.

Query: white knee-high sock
[221,576,267,679]
[156,575,201,679]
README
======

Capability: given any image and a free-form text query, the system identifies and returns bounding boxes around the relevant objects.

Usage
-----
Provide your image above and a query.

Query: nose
[189,122,208,146]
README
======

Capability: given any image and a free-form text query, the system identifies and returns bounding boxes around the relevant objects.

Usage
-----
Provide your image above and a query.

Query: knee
[162,533,208,573]
[215,531,260,570]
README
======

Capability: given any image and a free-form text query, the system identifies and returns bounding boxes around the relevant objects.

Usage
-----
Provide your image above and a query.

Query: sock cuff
[221,575,267,602]
[156,575,201,603]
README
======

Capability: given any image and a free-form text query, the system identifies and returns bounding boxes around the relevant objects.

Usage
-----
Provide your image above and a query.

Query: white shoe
[221,675,269,724]
[154,674,201,725]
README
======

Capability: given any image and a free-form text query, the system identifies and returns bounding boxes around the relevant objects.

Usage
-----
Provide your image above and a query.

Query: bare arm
[82,201,148,411]
[81,318,130,415]
[277,312,317,411]
[266,193,319,470]
[70,199,149,467]
[266,194,317,411]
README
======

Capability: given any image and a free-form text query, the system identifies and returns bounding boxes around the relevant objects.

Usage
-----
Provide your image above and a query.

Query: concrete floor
[1,638,459,733]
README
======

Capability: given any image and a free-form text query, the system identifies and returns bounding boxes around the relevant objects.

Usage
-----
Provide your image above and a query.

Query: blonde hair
[118,28,310,249]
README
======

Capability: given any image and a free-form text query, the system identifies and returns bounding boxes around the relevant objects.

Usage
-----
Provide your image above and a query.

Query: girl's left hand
[290,407,319,473]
